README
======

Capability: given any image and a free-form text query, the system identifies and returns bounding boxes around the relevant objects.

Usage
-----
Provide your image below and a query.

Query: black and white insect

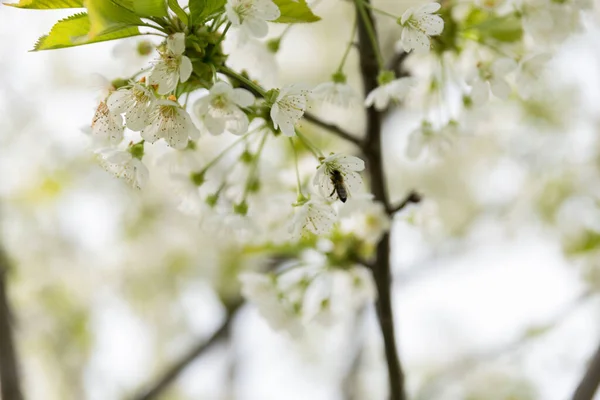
[329,169,348,203]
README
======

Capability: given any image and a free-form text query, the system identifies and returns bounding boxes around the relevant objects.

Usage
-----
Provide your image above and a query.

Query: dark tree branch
[573,340,600,400]
[303,112,363,147]
[0,245,24,400]
[388,191,422,215]
[130,303,241,400]
[353,1,407,399]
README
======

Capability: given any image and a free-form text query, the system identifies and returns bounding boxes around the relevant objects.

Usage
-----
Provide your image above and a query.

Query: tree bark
[0,246,24,400]
[354,1,407,399]
[572,340,600,400]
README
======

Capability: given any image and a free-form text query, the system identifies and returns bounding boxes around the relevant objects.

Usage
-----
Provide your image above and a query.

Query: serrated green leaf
[86,0,142,37]
[272,0,320,23]
[33,12,140,51]
[189,0,225,23]
[5,0,83,9]
[132,0,167,16]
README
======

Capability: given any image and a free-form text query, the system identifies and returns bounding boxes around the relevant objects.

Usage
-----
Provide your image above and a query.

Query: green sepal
[272,0,320,23]
[32,12,141,51]
[189,0,225,24]
[5,0,83,9]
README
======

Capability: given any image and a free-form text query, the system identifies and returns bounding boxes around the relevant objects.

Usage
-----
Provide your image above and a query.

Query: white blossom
[339,194,390,244]
[141,98,200,149]
[365,77,415,110]
[98,149,149,189]
[470,58,517,105]
[270,85,310,137]
[148,33,193,95]
[397,3,444,53]
[225,0,280,41]
[290,199,337,238]
[348,266,377,308]
[516,53,552,98]
[224,33,279,87]
[406,121,457,159]
[239,272,303,336]
[313,153,365,201]
[91,101,124,147]
[107,83,154,131]
[194,81,255,135]
[310,81,358,109]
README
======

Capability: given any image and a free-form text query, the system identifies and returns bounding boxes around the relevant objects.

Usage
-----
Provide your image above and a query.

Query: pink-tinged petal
[179,56,193,83]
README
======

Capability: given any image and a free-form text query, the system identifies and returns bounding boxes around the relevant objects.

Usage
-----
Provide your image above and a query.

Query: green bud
[136,40,153,56]
[128,141,144,160]
[331,71,347,84]
[206,193,219,207]
[265,89,280,106]
[240,150,254,164]
[234,201,248,216]
[462,95,473,109]
[186,140,197,151]
[111,78,128,90]
[248,178,260,193]
[294,193,309,206]
[377,70,395,86]
[190,171,205,186]
[266,38,281,53]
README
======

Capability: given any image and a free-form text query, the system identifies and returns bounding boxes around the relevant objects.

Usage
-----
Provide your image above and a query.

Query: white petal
[107,89,130,114]
[400,6,415,25]
[141,120,162,143]
[125,103,150,131]
[416,2,441,15]
[205,114,227,135]
[470,78,489,105]
[225,4,241,26]
[245,17,269,38]
[132,159,149,189]
[365,86,389,110]
[490,78,511,100]
[232,88,255,107]
[194,96,211,116]
[492,57,517,77]
[226,110,250,135]
[419,14,444,35]
[179,56,193,83]
[406,129,425,159]
[256,0,281,20]
[167,32,186,55]
[336,155,365,171]
[407,28,431,53]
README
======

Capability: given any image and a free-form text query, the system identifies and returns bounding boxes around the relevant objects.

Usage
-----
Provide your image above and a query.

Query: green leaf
[463,8,523,43]
[189,0,225,24]
[5,0,83,9]
[167,0,189,25]
[132,0,167,17]
[33,12,140,51]
[85,0,141,37]
[272,0,320,23]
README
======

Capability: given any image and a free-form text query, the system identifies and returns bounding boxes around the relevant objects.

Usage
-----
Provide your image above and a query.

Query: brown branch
[573,340,600,400]
[353,1,407,399]
[303,112,363,146]
[130,302,241,400]
[0,245,24,400]
[389,191,422,215]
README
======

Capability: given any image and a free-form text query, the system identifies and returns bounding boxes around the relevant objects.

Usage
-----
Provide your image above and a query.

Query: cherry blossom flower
[365,75,415,111]
[313,153,365,201]
[516,53,552,98]
[270,84,310,137]
[406,120,458,159]
[141,97,200,149]
[91,101,124,147]
[397,2,444,53]
[107,83,154,131]
[225,0,281,41]
[148,33,192,95]
[339,194,390,244]
[289,198,337,238]
[470,58,517,105]
[194,81,255,135]
[311,73,358,109]
[98,149,149,190]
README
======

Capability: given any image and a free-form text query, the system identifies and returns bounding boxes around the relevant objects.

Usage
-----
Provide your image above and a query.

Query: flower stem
[219,66,267,97]
[210,22,231,57]
[336,16,358,74]
[199,128,259,175]
[243,131,269,200]
[359,1,399,19]
[289,138,306,198]
[353,0,385,71]
[295,129,323,159]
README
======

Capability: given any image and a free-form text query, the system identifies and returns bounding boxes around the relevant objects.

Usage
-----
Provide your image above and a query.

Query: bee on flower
[313,153,365,203]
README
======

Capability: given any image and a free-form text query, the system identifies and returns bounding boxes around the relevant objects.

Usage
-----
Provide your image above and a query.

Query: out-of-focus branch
[388,191,422,215]
[353,0,407,399]
[303,112,363,147]
[0,244,24,400]
[572,340,600,400]
[130,302,242,400]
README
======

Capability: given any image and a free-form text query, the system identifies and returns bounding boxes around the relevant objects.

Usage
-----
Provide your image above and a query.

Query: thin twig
[0,244,24,400]
[573,339,600,400]
[353,0,407,398]
[303,112,363,147]
[130,302,241,400]
[388,191,422,215]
